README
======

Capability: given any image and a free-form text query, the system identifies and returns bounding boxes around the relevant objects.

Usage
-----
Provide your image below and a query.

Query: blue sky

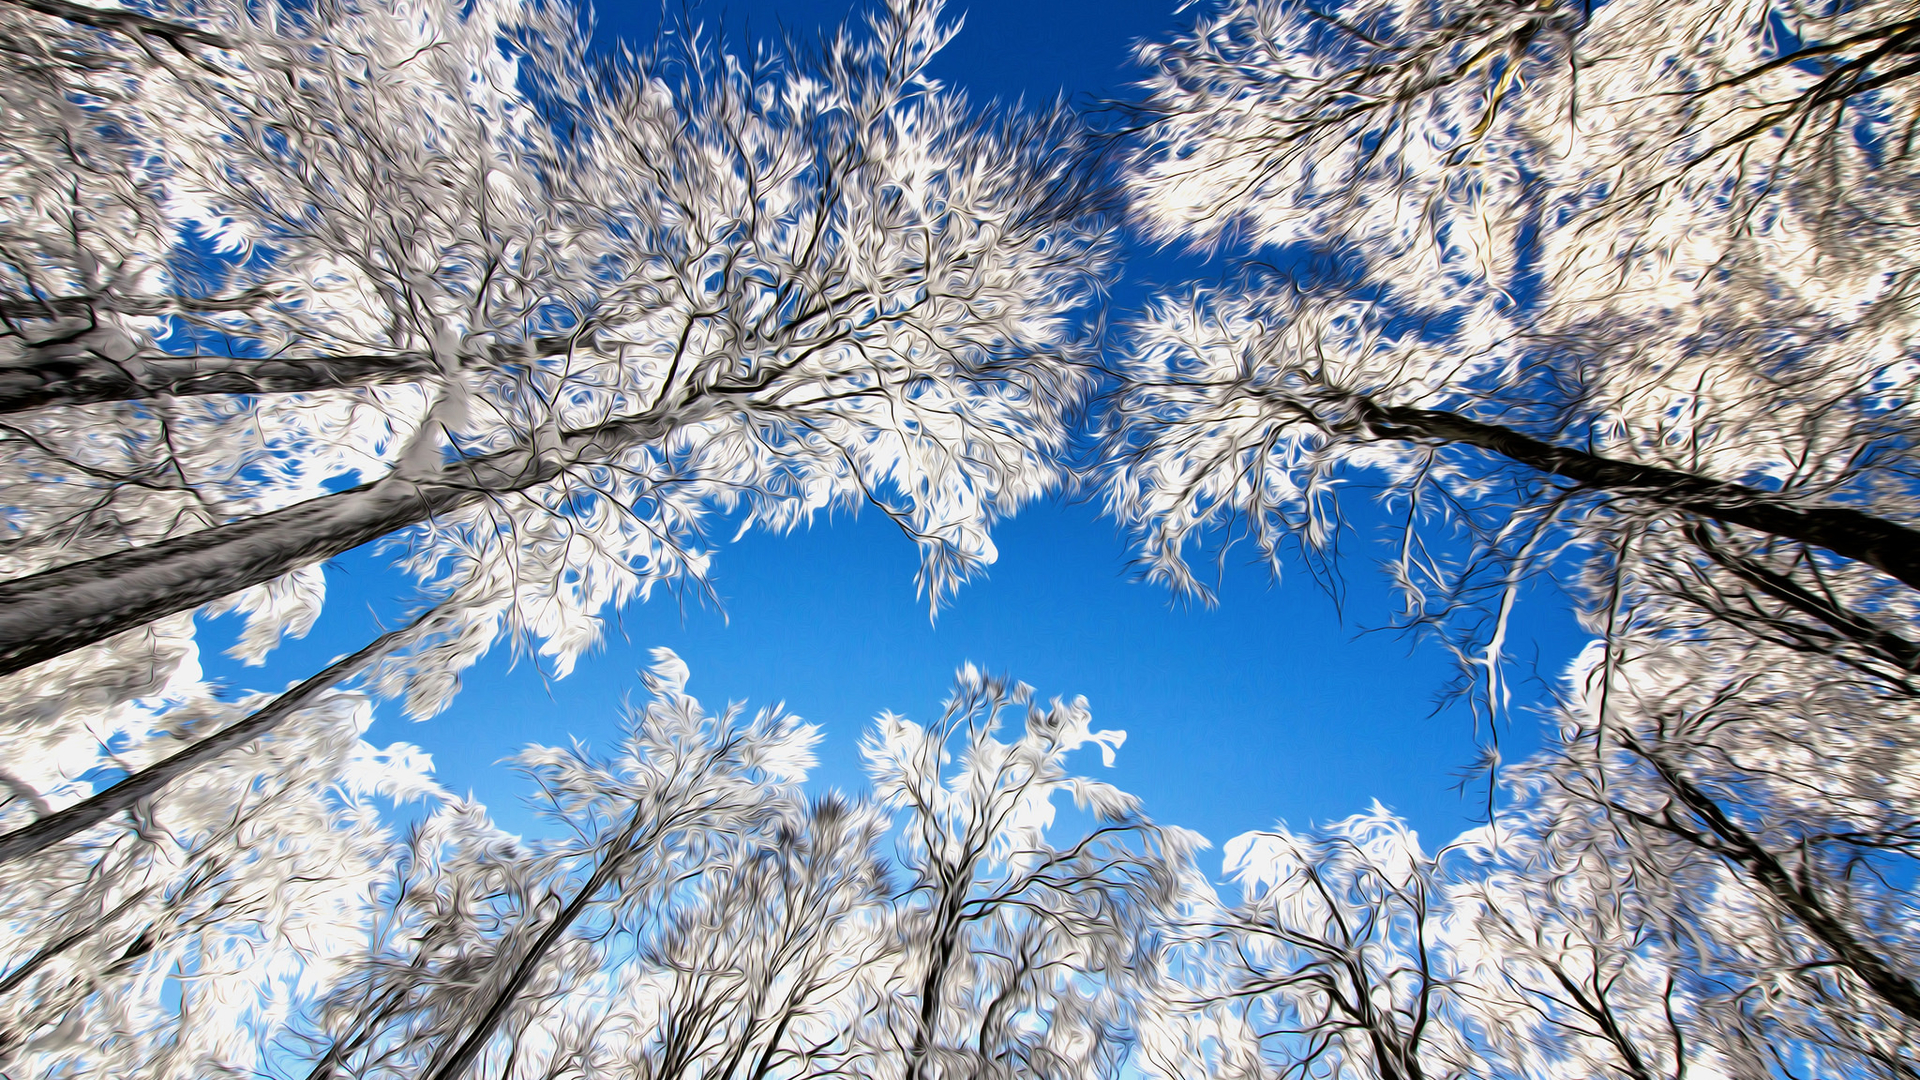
[199,0,1589,853]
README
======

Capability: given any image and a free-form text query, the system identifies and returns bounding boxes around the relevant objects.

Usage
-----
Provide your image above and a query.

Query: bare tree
[1193,807,1478,1080]
[0,681,431,1078]
[1539,633,1920,1075]
[583,796,895,1080]
[291,650,820,1080]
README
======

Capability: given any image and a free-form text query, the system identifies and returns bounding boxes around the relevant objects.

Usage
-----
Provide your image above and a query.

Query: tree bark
[1627,741,1920,1026]
[0,408,679,680]
[0,606,434,866]
[420,809,653,1080]
[1359,401,1920,593]
[0,351,439,414]
[0,0,232,48]
[0,297,580,412]
[0,476,472,680]
[1683,522,1920,673]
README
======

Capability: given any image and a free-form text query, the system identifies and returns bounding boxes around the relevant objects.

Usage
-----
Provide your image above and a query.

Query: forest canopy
[1,0,1918,1077]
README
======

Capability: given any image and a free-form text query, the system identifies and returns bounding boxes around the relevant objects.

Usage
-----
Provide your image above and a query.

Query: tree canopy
[3,0,1919,1076]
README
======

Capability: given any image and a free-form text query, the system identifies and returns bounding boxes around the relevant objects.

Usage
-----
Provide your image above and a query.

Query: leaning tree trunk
[420,800,677,1080]
[0,604,437,865]
[0,350,440,414]
[0,475,475,679]
[0,311,575,413]
[1624,741,1920,1027]
[0,409,681,680]
[1,0,233,46]
[1358,400,1920,594]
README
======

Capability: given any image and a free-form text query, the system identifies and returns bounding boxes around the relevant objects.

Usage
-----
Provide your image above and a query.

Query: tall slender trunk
[1683,522,1920,673]
[0,351,438,414]
[0,475,475,679]
[0,605,435,866]
[419,810,653,1080]
[906,893,966,1080]
[1626,741,1920,1025]
[0,408,679,681]
[1358,401,1920,593]
[0,891,149,996]
[0,323,573,414]
[0,0,231,47]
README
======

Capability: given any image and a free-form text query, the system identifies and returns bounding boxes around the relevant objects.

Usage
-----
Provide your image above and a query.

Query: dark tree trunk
[1360,401,1920,593]
[0,606,435,866]
[0,350,438,414]
[1626,742,1920,1026]
[0,475,475,679]
[0,405,675,681]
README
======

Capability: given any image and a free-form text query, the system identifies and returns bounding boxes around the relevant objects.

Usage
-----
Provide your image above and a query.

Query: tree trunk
[0,606,434,866]
[0,408,679,681]
[1683,522,1920,673]
[0,476,473,680]
[420,810,652,1080]
[0,891,148,997]
[1628,742,1920,1026]
[0,350,438,414]
[0,0,231,47]
[1359,401,1920,593]
[906,898,966,1080]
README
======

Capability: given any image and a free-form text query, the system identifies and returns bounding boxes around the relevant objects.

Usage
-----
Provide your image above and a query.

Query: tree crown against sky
[1105,0,1920,727]
[4,0,1920,1077]
[0,0,1112,701]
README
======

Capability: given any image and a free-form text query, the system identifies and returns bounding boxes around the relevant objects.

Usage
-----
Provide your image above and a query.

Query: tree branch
[0,0,232,49]
[1681,522,1920,673]
[0,351,439,413]
[0,404,685,679]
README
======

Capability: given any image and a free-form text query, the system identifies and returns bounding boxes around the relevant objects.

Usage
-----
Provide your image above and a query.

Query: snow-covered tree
[279,650,822,1080]
[266,659,1204,1080]
[0,0,1114,932]
[0,601,446,866]
[0,0,1110,697]
[1185,629,1920,1080]
[13,3,1920,1080]
[0,1,1128,1071]
[0,652,438,1078]
[1526,634,1920,1076]
[856,667,1207,1080]
[1444,822,1693,1080]
[1105,0,1920,714]
[578,794,894,1080]
[1196,807,1479,1080]
[1101,12,1920,1077]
